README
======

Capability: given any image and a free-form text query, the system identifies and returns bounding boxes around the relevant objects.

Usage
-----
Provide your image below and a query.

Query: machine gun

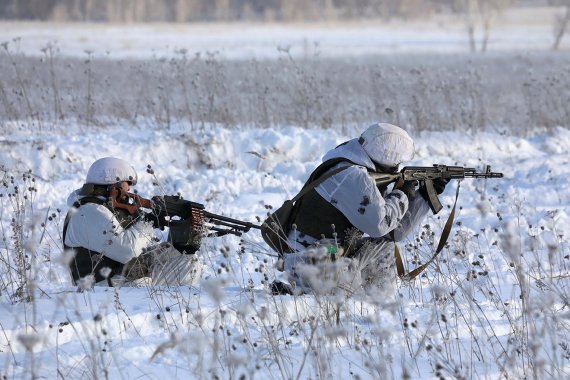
[150,195,261,253]
[151,195,261,237]
[109,188,260,254]
[370,164,504,214]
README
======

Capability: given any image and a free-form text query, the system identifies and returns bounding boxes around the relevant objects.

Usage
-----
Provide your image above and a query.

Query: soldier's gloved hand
[419,178,450,202]
[432,178,450,194]
[398,180,417,201]
[143,211,164,230]
[151,196,167,214]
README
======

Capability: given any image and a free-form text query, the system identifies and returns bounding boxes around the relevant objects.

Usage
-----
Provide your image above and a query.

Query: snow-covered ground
[1,123,569,379]
[1,10,570,379]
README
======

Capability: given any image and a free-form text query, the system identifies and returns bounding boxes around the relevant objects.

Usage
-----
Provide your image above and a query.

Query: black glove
[398,180,417,201]
[151,196,167,215]
[143,211,164,230]
[141,196,169,229]
[419,178,450,201]
[433,178,450,194]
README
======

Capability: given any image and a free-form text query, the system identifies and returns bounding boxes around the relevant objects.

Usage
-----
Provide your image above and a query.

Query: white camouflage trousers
[283,237,397,295]
[122,243,202,286]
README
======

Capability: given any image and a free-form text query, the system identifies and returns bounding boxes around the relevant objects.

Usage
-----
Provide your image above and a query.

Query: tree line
[0,0,549,22]
[1,0,567,51]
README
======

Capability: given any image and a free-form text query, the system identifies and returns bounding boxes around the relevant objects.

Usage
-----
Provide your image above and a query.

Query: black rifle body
[154,195,260,237]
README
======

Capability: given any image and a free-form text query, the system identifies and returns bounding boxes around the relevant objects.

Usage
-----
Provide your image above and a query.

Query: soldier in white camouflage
[275,123,449,295]
[63,157,202,287]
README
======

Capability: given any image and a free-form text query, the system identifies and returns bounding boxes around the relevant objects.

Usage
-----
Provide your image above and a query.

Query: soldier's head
[84,157,137,194]
[358,123,415,172]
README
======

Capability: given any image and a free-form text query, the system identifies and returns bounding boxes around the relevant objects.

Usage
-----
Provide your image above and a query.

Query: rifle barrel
[204,211,261,230]
[464,172,504,178]
[208,226,243,237]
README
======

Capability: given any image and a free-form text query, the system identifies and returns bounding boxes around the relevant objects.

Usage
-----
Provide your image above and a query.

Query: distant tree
[175,0,189,22]
[215,0,231,21]
[145,0,166,22]
[552,2,570,50]
[478,0,515,52]
[68,0,87,21]
[280,0,300,21]
[321,0,337,20]
[450,0,514,52]
[0,0,57,20]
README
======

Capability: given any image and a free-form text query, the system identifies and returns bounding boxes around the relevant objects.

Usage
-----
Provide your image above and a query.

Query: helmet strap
[78,183,109,196]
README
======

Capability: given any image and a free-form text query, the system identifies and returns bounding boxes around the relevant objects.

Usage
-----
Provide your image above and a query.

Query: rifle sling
[394,182,461,281]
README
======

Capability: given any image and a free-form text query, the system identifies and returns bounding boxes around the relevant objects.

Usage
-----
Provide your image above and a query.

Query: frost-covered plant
[0,169,39,302]
[393,197,570,379]
[2,46,570,135]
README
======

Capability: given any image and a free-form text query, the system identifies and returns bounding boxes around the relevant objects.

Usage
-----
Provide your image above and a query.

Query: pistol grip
[424,179,443,214]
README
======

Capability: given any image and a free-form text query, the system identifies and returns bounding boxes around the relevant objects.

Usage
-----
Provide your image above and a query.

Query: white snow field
[1,7,570,379]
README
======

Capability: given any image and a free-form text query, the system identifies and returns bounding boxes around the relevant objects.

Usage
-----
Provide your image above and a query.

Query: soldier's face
[119,181,131,192]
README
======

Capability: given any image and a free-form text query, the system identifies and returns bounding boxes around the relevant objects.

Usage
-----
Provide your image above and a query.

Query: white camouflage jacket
[64,190,155,264]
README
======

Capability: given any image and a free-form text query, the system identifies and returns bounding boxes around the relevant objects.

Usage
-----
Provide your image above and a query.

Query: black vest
[291,159,356,243]
[291,158,389,245]
[293,187,353,242]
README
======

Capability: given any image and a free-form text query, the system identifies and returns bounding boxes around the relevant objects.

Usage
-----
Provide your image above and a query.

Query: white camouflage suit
[64,190,202,287]
[284,123,431,295]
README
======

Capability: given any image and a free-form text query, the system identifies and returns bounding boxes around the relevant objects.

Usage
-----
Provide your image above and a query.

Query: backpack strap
[291,158,354,203]
[262,158,353,255]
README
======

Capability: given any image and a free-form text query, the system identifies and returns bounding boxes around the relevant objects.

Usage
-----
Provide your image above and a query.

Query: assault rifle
[370,164,504,214]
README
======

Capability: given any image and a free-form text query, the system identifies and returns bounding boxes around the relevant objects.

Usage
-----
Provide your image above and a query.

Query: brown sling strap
[394,183,461,281]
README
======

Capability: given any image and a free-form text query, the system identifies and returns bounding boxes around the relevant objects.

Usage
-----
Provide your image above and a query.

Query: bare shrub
[1,44,569,135]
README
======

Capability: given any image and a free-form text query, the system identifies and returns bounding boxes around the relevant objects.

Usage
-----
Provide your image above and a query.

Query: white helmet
[359,123,415,167]
[85,157,138,185]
